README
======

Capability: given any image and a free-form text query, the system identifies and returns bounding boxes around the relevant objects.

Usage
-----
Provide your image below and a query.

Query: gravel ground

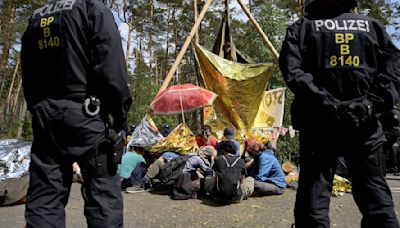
[1,176,399,228]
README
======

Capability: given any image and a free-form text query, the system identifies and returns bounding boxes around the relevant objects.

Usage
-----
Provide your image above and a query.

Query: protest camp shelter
[150,0,284,143]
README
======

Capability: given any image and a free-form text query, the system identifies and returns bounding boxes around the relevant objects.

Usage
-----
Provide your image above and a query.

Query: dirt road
[1,176,399,227]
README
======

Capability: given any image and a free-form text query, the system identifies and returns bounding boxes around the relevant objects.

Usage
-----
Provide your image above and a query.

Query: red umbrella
[150,84,218,115]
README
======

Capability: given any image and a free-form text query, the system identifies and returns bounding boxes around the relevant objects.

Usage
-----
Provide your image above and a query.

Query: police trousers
[25,99,123,228]
[294,124,399,228]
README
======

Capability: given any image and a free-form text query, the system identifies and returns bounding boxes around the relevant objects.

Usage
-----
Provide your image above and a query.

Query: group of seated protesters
[117,125,286,204]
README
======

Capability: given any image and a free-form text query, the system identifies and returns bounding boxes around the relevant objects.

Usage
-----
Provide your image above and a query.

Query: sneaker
[140,177,152,190]
[126,185,146,194]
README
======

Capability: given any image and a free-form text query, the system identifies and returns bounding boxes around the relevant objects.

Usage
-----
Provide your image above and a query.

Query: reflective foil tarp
[0,139,31,180]
[149,123,199,154]
[194,42,275,130]
[128,115,165,148]
[332,174,352,197]
[0,139,31,206]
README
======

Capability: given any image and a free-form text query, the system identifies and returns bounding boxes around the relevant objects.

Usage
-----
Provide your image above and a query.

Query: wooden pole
[158,0,213,94]
[236,0,279,60]
[193,0,199,43]
[193,0,203,129]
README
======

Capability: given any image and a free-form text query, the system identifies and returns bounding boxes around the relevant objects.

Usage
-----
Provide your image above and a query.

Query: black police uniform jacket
[279,13,400,136]
[21,0,131,131]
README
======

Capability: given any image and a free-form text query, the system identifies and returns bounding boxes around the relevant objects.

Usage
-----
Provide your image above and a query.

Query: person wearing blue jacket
[245,138,286,195]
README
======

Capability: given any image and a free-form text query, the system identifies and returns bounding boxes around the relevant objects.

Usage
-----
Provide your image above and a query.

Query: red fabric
[196,136,217,148]
[245,138,264,152]
[150,84,217,114]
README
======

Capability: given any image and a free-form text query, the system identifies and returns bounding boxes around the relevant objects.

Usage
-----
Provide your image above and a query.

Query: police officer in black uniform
[279,0,400,227]
[380,107,400,175]
[21,0,132,227]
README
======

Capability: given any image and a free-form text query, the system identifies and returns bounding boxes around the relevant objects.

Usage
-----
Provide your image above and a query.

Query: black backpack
[159,155,190,186]
[214,156,242,202]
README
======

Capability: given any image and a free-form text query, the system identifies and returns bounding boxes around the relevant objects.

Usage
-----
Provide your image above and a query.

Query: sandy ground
[1,176,399,228]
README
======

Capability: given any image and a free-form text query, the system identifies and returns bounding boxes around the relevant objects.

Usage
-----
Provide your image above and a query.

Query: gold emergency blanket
[149,123,199,154]
[194,43,275,130]
[332,174,352,197]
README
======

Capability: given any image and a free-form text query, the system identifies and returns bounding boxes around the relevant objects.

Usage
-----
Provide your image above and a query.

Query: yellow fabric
[148,123,199,154]
[194,43,275,130]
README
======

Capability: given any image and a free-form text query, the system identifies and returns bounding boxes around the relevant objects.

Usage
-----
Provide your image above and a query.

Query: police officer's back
[279,0,400,227]
[21,0,132,227]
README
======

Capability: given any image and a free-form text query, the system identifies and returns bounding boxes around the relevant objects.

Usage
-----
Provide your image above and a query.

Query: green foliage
[21,117,33,141]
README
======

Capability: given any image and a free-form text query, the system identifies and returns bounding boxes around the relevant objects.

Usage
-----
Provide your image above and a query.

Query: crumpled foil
[0,139,31,181]
[148,123,199,154]
[332,174,352,197]
[128,115,165,148]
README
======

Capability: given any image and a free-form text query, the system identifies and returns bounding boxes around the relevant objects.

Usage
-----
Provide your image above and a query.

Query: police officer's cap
[305,0,357,12]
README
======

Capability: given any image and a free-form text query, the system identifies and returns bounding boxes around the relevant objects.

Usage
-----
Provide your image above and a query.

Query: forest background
[0,0,399,162]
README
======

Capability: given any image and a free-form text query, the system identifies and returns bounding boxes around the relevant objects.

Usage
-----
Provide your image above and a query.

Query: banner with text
[253,88,285,128]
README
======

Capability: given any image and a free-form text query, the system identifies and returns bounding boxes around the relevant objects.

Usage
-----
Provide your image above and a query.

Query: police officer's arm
[279,24,336,106]
[21,19,35,111]
[367,24,400,113]
[89,4,132,132]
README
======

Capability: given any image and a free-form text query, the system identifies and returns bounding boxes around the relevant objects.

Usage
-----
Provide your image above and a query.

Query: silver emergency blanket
[0,139,31,181]
[128,115,165,148]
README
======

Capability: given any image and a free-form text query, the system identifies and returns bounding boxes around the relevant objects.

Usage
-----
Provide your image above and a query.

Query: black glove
[336,100,372,128]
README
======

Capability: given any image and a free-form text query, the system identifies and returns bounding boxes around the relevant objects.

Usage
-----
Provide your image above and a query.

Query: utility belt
[81,127,126,179]
[74,95,126,179]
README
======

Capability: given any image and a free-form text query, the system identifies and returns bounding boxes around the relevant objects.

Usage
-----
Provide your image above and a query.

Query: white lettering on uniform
[315,20,324,32]
[313,19,370,33]
[348,20,356,30]
[33,0,76,18]
[356,20,366,32]
[335,20,345,30]
[325,20,335,30]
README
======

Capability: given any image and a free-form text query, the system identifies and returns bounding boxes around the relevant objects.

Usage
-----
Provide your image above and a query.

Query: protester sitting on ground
[245,138,286,196]
[172,147,216,199]
[139,151,180,189]
[196,125,218,148]
[117,145,146,191]
[183,146,216,176]
[216,126,241,157]
[210,141,254,204]
[139,148,215,197]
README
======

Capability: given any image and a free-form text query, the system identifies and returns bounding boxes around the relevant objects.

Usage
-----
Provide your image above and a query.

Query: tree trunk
[12,76,23,118]
[0,6,16,100]
[125,22,132,68]
[148,0,153,78]
[138,29,143,65]
[16,100,27,139]
[165,7,171,80]
[249,0,252,13]
[5,57,19,117]
[155,55,159,86]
